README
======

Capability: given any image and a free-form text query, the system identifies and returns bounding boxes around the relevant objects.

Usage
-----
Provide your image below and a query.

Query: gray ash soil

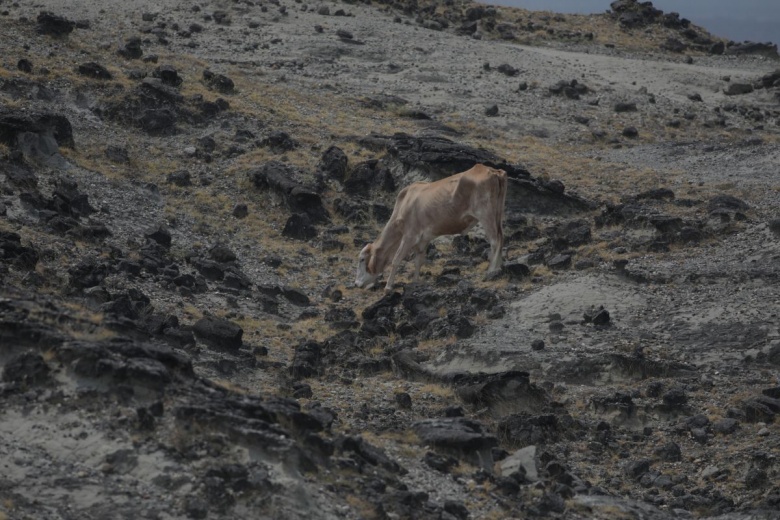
[2,0,780,519]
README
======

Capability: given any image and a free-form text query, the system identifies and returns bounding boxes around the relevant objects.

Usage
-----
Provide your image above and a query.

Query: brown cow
[355,164,507,291]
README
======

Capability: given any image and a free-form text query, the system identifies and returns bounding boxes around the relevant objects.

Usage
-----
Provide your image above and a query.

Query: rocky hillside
[2,0,780,518]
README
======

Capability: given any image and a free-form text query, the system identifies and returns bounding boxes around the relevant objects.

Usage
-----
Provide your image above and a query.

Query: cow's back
[454,164,506,214]
[389,164,506,237]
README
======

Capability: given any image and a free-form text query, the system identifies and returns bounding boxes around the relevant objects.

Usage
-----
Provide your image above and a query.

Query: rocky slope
[2,0,780,518]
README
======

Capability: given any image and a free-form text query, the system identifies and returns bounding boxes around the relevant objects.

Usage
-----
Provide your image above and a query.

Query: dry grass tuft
[212,379,249,394]
[417,382,456,398]
[345,495,381,519]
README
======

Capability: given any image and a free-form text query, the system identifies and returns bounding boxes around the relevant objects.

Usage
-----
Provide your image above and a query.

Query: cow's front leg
[487,242,503,272]
[385,239,413,292]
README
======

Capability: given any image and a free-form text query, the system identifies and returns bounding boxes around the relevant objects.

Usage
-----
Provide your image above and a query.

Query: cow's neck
[371,224,403,274]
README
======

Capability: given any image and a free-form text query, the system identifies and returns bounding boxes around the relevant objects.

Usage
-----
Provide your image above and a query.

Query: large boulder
[193,317,243,351]
[249,162,329,223]
[412,417,497,469]
[0,232,39,270]
[36,11,75,36]
[358,134,593,216]
[318,145,348,182]
[0,108,74,150]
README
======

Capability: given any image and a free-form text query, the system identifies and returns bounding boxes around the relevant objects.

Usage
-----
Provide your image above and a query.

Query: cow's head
[355,243,379,288]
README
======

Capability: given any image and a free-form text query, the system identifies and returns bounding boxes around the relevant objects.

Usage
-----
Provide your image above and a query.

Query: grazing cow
[355,164,507,291]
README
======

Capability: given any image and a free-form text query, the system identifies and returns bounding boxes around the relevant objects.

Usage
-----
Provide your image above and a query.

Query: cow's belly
[428,215,477,237]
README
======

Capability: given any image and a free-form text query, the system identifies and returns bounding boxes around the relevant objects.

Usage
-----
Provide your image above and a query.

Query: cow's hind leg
[411,240,430,283]
[480,214,504,273]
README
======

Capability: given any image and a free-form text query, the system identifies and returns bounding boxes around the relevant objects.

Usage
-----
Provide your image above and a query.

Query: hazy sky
[485,0,780,44]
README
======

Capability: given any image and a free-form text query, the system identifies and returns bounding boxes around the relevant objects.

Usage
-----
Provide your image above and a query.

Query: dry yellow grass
[417,382,456,398]
[212,379,249,394]
[345,495,381,519]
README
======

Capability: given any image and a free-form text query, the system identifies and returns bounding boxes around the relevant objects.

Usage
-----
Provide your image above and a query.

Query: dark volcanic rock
[454,371,550,417]
[249,162,329,223]
[726,41,779,58]
[17,59,33,73]
[552,219,591,248]
[622,126,639,138]
[549,79,589,99]
[145,224,172,248]
[78,62,113,80]
[282,287,310,306]
[261,131,297,153]
[37,11,75,36]
[708,194,749,213]
[2,352,51,385]
[624,458,652,480]
[423,451,459,473]
[497,412,580,447]
[167,170,192,186]
[344,159,395,196]
[68,258,109,289]
[654,441,682,462]
[193,317,243,351]
[58,339,193,388]
[99,78,194,134]
[412,417,497,469]
[723,83,754,96]
[1,232,39,270]
[290,341,322,379]
[232,203,248,218]
[358,134,592,215]
[318,145,349,182]
[118,37,144,60]
[336,435,402,473]
[362,291,402,320]
[105,145,130,164]
[636,188,675,201]
[282,213,318,240]
[101,289,152,322]
[0,109,75,150]
[614,102,638,113]
[174,391,321,471]
[139,108,176,135]
[504,261,531,279]
[583,305,610,326]
[662,388,688,409]
[360,133,528,179]
[547,253,572,270]
[152,65,183,87]
[324,307,359,329]
[203,70,235,93]
[740,395,780,422]
[3,161,38,189]
[712,418,739,435]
